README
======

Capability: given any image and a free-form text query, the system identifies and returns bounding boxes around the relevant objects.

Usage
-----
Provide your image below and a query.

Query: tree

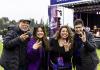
[30,18,35,28]
[10,20,16,25]
[40,19,44,24]
[0,19,3,30]
[2,17,9,24]
[44,19,49,36]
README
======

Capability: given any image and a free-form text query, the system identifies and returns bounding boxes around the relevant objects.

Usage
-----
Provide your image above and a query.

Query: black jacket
[50,38,73,69]
[73,31,99,70]
[0,26,29,70]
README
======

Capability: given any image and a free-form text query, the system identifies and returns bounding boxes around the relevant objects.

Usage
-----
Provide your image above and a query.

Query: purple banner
[50,0,80,5]
[48,6,58,37]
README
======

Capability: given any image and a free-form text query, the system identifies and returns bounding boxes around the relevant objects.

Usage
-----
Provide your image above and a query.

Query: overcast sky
[0,0,50,22]
[0,0,91,22]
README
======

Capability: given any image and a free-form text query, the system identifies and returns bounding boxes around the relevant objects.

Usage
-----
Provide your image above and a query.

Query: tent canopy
[61,0,100,13]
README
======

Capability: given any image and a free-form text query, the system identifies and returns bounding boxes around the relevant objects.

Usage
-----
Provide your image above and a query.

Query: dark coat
[0,26,29,70]
[27,38,48,70]
[50,38,72,70]
[73,31,99,70]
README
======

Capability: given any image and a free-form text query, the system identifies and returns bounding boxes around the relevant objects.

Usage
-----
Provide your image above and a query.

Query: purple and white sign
[48,6,58,37]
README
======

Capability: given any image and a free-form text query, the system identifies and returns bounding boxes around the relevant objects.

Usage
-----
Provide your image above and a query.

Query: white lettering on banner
[57,0,69,2]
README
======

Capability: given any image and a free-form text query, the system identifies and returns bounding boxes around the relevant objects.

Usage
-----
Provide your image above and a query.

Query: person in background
[50,25,74,70]
[93,25,99,37]
[73,19,99,70]
[27,24,50,70]
[85,26,90,32]
[93,25,98,37]
[0,19,31,70]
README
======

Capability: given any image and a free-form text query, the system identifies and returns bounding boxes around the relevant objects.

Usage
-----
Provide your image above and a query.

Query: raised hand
[32,40,42,49]
[20,33,29,41]
[79,32,86,42]
[63,40,71,52]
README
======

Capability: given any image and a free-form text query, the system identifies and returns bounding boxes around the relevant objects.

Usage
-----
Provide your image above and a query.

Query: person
[72,19,99,70]
[93,25,98,37]
[0,19,31,70]
[85,26,90,32]
[49,25,74,70]
[27,24,50,70]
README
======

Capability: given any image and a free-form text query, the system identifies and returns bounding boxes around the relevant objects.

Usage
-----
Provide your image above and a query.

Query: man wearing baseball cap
[0,19,31,70]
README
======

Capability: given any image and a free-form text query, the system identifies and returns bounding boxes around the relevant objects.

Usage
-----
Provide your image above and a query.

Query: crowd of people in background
[0,19,99,70]
[85,25,100,37]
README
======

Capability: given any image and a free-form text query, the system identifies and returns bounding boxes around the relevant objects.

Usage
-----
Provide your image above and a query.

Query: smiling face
[36,27,44,39]
[19,22,30,32]
[74,24,84,35]
[60,27,69,39]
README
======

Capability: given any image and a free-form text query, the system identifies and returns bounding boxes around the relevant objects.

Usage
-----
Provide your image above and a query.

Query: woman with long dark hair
[50,25,74,70]
[27,24,50,70]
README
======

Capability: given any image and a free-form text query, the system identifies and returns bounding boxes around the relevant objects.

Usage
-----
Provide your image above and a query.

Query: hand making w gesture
[32,40,42,49]
[79,31,86,42]
[63,40,71,52]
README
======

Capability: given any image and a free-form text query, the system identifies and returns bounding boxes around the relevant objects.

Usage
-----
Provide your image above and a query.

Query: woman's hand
[63,40,71,52]
[32,40,42,49]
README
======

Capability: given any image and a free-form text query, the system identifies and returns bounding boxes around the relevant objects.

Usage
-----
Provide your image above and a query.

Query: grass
[0,42,100,70]
[0,42,3,70]
[97,49,100,70]
[0,42,3,55]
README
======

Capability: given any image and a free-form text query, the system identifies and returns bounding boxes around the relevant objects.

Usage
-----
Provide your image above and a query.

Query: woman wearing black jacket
[49,25,74,70]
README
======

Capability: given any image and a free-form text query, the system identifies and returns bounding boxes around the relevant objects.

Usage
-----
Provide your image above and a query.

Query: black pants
[4,65,26,70]
[76,65,97,70]
[19,65,27,70]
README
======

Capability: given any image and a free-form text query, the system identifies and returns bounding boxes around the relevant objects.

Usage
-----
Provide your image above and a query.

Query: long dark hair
[32,24,50,50]
[55,25,74,49]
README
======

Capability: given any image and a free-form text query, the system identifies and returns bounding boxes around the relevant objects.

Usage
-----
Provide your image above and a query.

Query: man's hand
[20,33,29,41]
[79,32,86,42]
